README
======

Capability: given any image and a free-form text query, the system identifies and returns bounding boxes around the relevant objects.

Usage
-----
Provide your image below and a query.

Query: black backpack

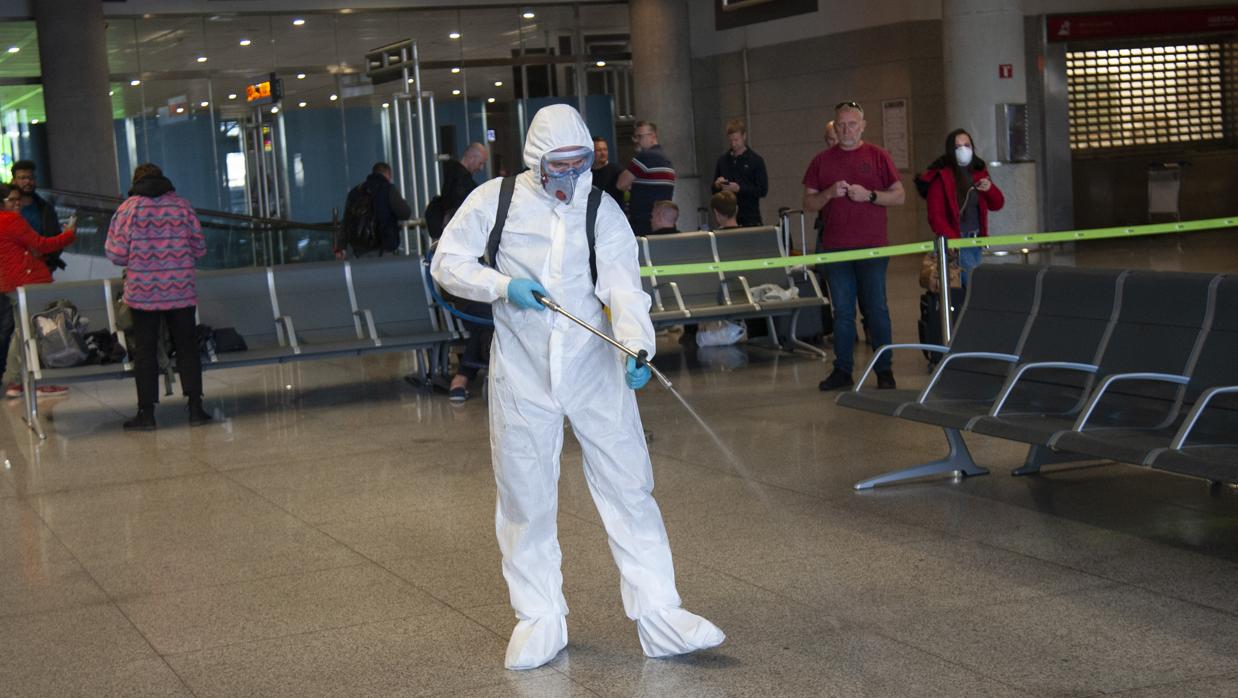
[424,195,447,240]
[343,184,378,252]
[482,176,605,283]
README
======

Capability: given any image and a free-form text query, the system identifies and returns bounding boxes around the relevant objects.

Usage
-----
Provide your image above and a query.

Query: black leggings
[130,306,202,407]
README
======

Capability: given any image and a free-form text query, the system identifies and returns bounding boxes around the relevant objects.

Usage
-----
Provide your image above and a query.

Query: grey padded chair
[196,266,294,366]
[643,231,758,322]
[271,261,376,355]
[348,256,454,348]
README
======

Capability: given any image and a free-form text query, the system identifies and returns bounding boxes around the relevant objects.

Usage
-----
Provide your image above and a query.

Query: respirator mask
[955,145,974,167]
[540,145,594,203]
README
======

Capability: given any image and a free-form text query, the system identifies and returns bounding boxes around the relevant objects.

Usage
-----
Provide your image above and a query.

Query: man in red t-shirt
[803,101,905,391]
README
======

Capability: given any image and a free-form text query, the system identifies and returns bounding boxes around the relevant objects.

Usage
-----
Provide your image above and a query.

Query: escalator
[34,188,342,279]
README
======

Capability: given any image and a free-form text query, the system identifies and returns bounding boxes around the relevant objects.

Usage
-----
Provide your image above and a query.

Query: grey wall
[691,20,946,246]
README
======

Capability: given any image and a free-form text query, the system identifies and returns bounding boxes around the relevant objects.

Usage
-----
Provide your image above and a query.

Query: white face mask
[955,145,973,167]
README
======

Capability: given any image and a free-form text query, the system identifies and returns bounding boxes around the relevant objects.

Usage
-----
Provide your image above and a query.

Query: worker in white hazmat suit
[431,104,724,670]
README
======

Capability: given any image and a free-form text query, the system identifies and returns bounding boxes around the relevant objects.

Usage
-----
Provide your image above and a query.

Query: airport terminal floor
[2,233,1238,697]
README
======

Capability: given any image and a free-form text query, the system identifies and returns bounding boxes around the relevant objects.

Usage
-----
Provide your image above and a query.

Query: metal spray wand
[532,291,672,389]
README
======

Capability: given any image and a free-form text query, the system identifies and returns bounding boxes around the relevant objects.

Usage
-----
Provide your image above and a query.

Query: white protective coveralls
[431,104,724,669]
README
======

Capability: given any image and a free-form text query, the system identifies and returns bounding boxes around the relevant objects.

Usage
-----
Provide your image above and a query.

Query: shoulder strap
[483,179,601,283]
[483,176,517,270]
[586,186,602,284]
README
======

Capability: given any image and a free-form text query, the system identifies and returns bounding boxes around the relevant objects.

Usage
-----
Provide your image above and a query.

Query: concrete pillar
[629,0,701,220]
[34,0,119,197]
[942,0,1037,234]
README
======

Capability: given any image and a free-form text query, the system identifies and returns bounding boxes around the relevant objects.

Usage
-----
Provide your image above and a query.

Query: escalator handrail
[38,187,338,232]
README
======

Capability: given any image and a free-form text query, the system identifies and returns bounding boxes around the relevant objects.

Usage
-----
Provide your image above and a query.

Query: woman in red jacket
[0,183,76,397]
[916,129,1005,284]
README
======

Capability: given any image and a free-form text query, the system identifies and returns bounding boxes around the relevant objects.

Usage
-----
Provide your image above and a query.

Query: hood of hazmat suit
[431,104,722,669]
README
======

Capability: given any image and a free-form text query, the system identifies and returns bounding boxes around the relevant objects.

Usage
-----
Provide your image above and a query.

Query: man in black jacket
[10,160,66,275]
[337,162,413,258]
[440,144,488,219]
[711,120,768,227]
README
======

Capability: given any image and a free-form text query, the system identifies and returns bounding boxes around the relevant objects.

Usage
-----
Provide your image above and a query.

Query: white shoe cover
[505,615,568,670]
[636,607,726,658]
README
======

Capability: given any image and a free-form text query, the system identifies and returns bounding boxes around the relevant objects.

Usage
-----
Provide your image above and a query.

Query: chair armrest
[353,308,381,346]
[854,343,949,391]
[989,361,1098,416]
[1170,384,1238,449]
[917,352,1021,403]
[1071,372,1190,431]
[276,315,300,352]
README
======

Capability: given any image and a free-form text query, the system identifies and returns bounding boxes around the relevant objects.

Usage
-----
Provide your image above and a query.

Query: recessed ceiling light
[108,90,114,96]
[298,101,307,108]
[522,11,536,19]
[595,60,606,68]
[30,118,38,124]
[449,32,461,39]
[292,18,306,26]
[200,101,209,107]
[196,55,208,63]
[452,89,461,96]
[296,73,306,80]
[451,67,460,74]
[487,97,495,103]
[6,46,19,54]
[382,102,390,109]
[407,78,414,84]
[494,81,503,87]
[239,38,251,46]
[271,106,279,114]
[175,107,185,114]
[130,79,141,86]
[329,94,338,101]
[227,93,237,100]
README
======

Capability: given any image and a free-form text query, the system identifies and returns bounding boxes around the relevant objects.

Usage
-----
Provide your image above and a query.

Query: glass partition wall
[62,3,633,232]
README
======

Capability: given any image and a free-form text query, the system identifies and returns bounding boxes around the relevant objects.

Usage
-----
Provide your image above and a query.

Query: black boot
[187,397,212,427]
[123,406,156,431]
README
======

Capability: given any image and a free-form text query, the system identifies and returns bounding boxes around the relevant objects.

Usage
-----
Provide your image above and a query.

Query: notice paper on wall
[881,99,911,170]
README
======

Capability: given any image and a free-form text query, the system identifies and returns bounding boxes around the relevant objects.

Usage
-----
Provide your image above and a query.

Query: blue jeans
[959,230,982,286]
[824,257,893,374]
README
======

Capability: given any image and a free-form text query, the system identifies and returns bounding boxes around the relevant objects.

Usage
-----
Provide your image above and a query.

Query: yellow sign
[246,80,272,104]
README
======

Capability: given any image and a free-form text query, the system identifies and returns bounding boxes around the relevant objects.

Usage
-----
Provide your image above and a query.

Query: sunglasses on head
[835,101,863,112]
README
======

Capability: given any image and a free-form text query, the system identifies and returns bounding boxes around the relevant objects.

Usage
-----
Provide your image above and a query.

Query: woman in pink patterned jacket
[106,163,209,431]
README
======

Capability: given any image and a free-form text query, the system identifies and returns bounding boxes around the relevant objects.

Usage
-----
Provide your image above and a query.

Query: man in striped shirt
[616,121,675,236]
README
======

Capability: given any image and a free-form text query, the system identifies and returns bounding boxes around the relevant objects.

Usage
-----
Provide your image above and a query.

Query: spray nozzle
[636,349,650,368]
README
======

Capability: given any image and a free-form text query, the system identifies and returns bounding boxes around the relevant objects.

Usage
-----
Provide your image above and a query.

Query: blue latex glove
[625,356,651,390]
[506,278,548,310]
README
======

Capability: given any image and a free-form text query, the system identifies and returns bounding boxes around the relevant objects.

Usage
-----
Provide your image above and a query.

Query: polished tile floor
[2,232,1237,697]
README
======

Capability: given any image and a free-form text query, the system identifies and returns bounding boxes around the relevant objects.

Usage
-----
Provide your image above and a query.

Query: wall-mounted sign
[1048,9,1238,42]
[999,64,1014,79]
[486,129,496,143]
[246,74,283,106]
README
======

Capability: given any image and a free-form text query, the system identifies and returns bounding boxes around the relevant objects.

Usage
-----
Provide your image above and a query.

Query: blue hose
[420,256,496,327]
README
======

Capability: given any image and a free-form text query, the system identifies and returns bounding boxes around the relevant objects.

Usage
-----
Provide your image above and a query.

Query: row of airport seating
[637,226,829,355]
[11,226,824,436]
[13,256,452,438]
[838,264,1238,490]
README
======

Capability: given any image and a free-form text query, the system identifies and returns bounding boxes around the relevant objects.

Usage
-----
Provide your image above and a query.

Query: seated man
[710,191,739,230]
[648,200,680,235]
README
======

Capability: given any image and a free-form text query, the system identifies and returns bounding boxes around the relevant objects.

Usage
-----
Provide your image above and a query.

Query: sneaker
[876,370,897,390]
[35,385,69,397]
[448,386,469,403]
[818,369,854,391]
[4,383,21,399]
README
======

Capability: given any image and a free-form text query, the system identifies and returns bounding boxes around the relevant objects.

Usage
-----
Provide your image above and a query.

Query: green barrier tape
[639,215,1238,277]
